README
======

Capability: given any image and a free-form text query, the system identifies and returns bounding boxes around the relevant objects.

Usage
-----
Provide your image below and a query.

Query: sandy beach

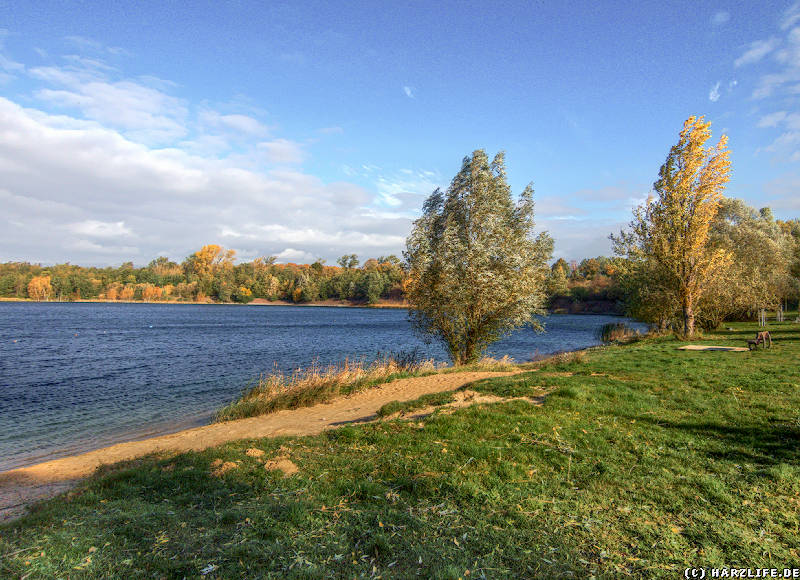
[0,369,521,523]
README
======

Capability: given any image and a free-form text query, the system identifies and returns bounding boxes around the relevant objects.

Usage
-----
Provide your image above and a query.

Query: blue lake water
[0,302,645,471]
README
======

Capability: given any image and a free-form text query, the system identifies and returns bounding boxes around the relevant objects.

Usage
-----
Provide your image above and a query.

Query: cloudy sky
[1,1,799,266]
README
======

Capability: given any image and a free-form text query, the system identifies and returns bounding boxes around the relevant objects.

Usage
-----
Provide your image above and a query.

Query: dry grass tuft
[465,355,518,372]
[215,355,440,422]
[210,459,239,477]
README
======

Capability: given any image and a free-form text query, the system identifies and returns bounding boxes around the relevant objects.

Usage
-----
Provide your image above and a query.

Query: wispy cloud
[764,172,800,210]
[740,4,800,165]
[709,81,721,102]
[781,2,800,30]
[712,11,730,26]
[199,109,269,135]
[30,61,189,144]
[757,111,788,128]
[373,169,440,208]
[64,35,130,57]
[734,37,779,67]
[403,86,414,98]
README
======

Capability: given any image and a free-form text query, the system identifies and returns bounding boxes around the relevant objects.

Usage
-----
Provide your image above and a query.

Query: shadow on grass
[638,417,800,466]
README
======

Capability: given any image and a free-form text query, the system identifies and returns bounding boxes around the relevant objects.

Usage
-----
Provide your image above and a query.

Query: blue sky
[0,1,799,265]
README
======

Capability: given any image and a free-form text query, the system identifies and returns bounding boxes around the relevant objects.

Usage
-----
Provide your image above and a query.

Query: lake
[0,302,645,471]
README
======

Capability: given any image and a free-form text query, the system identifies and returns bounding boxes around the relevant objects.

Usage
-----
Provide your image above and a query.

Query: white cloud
[221,223,405,248]
[374,169,441,208]
[734,37,780,67]
[69,239,139,254]
[199,109,268,135]
[69,220,133,238]
[31,64,189,143]
[709,81,721,102]
[274,248,316,264]
[0,97,411,265]
[0,53,24,73]
[712,11,730,26]
[258,139,305,164]
[403,86,414,98]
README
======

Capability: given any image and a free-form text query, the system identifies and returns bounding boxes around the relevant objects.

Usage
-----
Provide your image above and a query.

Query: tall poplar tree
[404,150,552,365]
[613,116,731,337]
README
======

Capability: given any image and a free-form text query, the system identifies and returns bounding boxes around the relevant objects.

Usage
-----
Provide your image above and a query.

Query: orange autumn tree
[184,244,236,299]
[27,275,52,301]
[614,116,731,337]
[188,244,236,280]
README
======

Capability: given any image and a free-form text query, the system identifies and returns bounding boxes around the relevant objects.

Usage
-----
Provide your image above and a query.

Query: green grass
[376,390,458,418]
[2,321,799,578]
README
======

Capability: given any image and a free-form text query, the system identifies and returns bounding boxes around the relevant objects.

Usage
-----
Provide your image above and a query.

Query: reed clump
[597,321,640,343]
[215,352,439,422]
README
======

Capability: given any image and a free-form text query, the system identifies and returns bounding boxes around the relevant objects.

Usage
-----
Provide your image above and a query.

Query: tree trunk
[461,340,477,366]
[682,298,695,338]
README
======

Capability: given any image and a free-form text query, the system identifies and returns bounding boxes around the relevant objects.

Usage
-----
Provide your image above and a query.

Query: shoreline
[0,346,600,476]
[0,369,522,523]
[0,297,409,309]
[1,297,624,315]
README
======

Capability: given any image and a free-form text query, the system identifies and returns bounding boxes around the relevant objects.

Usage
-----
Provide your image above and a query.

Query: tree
[404,149,553,365]
[27,275,52,301]
[612,116,731,337]
[777,218,800,308]
[337,254,359,269]
[545,264,569,297]
[699,199,794,328]
[184,244,236,299]
[577,258,601,280]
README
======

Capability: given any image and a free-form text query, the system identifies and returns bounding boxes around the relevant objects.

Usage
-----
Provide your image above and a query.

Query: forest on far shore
[0,247,623,311]
[3,197,799,327]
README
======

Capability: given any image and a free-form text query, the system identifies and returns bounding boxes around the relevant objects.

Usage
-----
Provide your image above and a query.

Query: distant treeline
[545,256,625,314]
[2,246,407,305]
[1,244,617,308]
[5,198,799,326]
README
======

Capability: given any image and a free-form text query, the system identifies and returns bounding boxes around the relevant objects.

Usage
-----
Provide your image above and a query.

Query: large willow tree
[404,150,553,365]
[613,116,731,337]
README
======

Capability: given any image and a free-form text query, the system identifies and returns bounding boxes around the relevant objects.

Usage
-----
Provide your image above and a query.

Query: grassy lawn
[1,322,799,578]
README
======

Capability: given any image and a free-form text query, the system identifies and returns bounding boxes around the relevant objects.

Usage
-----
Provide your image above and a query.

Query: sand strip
[0,369,520,523]
[677,345,750,352]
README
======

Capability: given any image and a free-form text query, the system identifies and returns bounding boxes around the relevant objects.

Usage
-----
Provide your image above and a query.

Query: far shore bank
[1,296,625,315]
[0,297,409,309]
